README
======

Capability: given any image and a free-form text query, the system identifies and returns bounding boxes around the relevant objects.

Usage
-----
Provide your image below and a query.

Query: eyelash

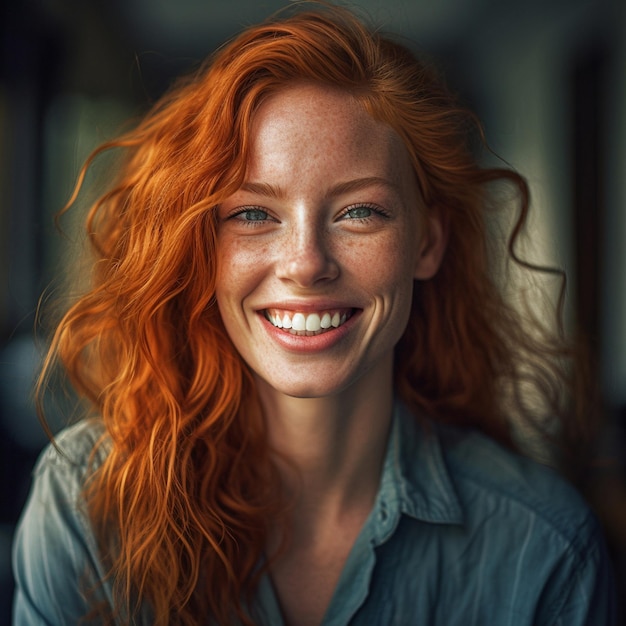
[227,206,275,226]
[338,203,390,222]
[226,203,391,226]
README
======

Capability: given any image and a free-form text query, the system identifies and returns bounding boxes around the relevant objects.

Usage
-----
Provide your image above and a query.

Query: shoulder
[17,416,110,541]
[396,402,605,569]
[434,423,614,607]
[23,418,111,520]
[24,418,111,545]
[12,419,113,624]
[369,407,617,624]
[34,418,110,476]
[434,424,617,622]
[436,423,595,543]
[391,411,617,622]
[396,404,594,541]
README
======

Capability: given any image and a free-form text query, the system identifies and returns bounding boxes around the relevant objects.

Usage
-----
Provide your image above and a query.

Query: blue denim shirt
[13,402,616,625]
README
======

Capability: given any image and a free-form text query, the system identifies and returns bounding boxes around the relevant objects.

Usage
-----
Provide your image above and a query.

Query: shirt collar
[371,400,464,544]
[251,400,465,625]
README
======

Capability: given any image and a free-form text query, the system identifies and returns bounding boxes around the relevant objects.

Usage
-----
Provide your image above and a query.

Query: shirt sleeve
[12,432,110,625]
[537,511,617,626]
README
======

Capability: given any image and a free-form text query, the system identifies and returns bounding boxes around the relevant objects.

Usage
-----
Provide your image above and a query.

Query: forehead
[247,83,410,177]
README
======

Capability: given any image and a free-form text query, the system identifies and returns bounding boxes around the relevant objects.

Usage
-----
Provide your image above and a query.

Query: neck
[257,363,394,516]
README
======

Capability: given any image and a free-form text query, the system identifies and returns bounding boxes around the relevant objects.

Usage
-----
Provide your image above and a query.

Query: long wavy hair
[37,3,593,624]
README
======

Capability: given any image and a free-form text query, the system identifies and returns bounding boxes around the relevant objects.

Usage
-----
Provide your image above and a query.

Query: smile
[264,308,354,336]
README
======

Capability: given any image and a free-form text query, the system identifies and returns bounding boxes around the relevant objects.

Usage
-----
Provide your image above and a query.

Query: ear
[413,210,448,280]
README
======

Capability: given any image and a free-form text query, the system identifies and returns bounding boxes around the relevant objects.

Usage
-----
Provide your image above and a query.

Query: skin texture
[215,84,446,626]
[216,83,444,404]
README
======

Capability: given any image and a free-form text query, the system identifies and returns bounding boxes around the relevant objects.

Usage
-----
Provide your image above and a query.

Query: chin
[257,375,352,401]
[281,384,343,400]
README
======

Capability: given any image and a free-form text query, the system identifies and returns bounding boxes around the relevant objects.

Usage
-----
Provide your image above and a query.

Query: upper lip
[255,300,360,313]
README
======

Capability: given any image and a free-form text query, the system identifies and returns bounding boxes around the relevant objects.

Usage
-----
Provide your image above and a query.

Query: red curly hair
[37,3,592,624]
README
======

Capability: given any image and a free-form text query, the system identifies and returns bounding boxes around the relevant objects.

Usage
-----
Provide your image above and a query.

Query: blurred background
[1,0,625,622]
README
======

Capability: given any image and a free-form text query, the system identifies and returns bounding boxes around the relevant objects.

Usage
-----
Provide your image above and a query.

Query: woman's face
[216,83,444,400]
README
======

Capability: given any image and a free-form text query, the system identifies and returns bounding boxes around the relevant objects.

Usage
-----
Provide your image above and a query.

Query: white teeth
[292,313,306,331]
[266,309,352,334]
[305,313,321,332]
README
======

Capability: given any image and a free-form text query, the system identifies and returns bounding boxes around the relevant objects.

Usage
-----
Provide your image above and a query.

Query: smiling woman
[215,83,442,402]
[11,3,616,626]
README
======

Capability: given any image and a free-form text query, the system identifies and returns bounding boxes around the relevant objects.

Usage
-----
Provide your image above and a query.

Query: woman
[13,3,616,625]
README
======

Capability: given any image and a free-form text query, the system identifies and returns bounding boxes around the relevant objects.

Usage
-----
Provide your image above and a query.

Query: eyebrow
[240,176,398,199]
[239,182,285,198]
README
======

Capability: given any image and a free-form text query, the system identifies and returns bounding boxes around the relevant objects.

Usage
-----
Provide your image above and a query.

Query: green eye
[239,208,269,221]
[345,206,372,219]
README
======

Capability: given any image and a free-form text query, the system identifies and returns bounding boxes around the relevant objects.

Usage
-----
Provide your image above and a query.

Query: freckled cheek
[339,234,415,290]
[216,239,272,304]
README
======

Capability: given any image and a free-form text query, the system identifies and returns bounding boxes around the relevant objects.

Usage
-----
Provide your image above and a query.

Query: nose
[276,220,339,287]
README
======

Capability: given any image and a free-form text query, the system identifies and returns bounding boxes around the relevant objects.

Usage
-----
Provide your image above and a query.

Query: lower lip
[259,310,360,353]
